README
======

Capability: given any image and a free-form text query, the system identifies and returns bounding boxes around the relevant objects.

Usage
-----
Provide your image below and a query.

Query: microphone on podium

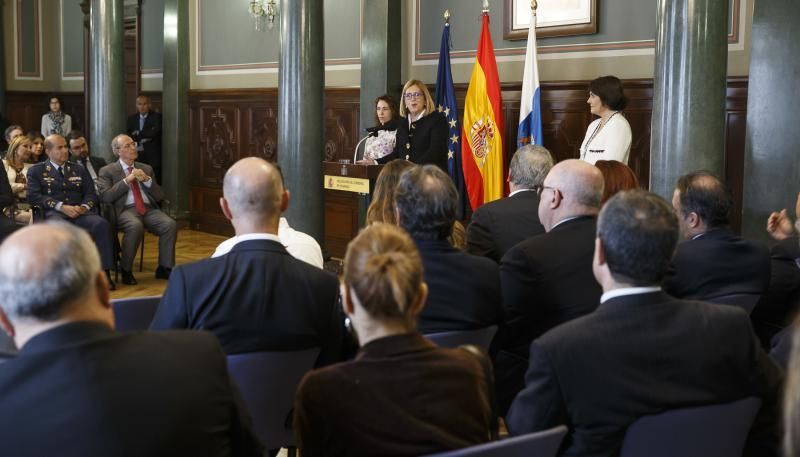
[352,128,379,164]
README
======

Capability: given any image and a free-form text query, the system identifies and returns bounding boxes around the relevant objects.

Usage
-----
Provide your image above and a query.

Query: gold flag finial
[531,0,538,11]
[444,9,450,23]
[482,0,489,13]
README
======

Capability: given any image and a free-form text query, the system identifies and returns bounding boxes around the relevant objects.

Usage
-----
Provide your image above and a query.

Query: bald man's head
[538,159,604,231]
[672,170,732,238]
[222,157,285,223]
[0,223,100,321]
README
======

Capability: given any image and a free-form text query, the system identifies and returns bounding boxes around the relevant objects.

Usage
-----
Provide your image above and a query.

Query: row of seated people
[0,153,789,456]
[0,131,177,290]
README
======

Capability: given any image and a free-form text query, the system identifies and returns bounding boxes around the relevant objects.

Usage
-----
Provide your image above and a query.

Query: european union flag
[435,20,467,220]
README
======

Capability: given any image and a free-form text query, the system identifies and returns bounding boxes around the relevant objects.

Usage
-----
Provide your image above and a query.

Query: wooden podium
[323,161,384,258]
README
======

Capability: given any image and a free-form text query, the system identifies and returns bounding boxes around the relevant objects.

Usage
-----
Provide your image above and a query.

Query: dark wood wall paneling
[4,91,163,139]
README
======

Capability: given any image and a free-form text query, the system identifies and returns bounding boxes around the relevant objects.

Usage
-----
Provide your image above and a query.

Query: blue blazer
[150,239,346,366]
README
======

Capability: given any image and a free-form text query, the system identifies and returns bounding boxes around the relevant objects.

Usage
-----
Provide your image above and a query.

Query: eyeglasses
[117,142,138,150]
[535,185,559,197]
[404,92,423,100]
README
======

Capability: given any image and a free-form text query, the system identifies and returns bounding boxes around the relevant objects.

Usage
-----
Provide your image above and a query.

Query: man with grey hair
[97,133,177,285]
[151,157,344,366]
[495,159,605,414]
[507,190,781,456]
[466,144,553,262]
[394,164,502,333]
[0,223,263,456]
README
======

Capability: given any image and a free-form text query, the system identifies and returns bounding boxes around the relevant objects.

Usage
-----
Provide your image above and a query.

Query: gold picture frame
[504,0,598,40]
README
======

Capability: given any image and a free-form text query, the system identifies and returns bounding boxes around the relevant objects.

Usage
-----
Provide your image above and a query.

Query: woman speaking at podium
[367,80,448,171]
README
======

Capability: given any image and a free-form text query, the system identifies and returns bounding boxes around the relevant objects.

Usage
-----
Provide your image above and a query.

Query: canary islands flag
[461,10,505,210]
[517,9,543,148]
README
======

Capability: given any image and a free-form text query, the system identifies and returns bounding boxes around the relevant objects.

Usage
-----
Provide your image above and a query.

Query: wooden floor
[110,229,227,299]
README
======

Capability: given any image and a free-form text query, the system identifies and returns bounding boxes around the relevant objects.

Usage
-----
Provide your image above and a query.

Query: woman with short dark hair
[579,76,632,165]
[361,94,399,163]
[41,96,72,137]
[294,223,494,456]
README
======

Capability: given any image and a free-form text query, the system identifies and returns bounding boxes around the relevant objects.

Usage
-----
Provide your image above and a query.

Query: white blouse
[579,113,632,165]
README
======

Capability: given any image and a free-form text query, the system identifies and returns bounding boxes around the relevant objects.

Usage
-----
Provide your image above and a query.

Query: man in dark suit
[0,223,262,457]
[494,159,604,413]
[663,171,770,299]
[507,190,783,457]
[466,144,553,262]
[97,134,177,285]
[150,157,345,365]
[27,134,116,289]
[126,95,162,180]
[394,164,502,334]
[0,164,19,243]
[68,130,106,190]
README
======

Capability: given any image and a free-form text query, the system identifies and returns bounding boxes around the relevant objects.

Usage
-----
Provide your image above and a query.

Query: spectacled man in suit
[68,130,106,191]
[507,190,782,457]
[27,134,116,290]
[663,170,770,300]
[126,95,162,181]
[0,223,262,457]
[394,164,502,334]
[495,159,604,414]
[466,144,553,263]
[97,134,177,285]
[150,157,345,366]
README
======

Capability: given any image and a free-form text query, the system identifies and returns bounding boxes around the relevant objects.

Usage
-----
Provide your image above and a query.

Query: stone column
[278,0,325,243]
[649,0,728,198]
[359,0,402,135]
[0,0,6,115]
[741,0,800,241]
[161,0,190,219]
[89,0,126,162]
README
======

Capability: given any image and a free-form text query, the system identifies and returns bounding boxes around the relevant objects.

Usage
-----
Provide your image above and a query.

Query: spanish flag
[461,9,504,210]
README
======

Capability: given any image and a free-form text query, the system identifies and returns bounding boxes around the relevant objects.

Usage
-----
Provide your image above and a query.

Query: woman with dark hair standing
[579,76,632,165]
[294,223,494,456]
[362,95,399,162]
[374,79,449,171]
[41,96,72,137]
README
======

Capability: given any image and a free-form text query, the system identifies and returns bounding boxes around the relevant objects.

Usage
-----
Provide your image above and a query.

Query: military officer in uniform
[27,134,116,290]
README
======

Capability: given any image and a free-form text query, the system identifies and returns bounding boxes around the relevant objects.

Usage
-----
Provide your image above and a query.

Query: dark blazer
[663,228,771,299]
[498,216,602,355]
[415,239,503,334]
[97,160,164,216]
[150,239,345,366]
[0,166,17,243]
[0,321,262,457]
[378,110,449,171]
[71,154,108,178]
[752,237,800,346]
[507,291,783,457]
[27,160,98,215]
[294,332,493,457]
[127,110,163,175]
[466,190,545,262]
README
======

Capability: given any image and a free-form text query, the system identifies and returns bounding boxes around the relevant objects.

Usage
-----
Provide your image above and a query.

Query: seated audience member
[212,164,322,268]
[507,190,783,457]
[365,159,415,225]
[26,131,46,163]
[449,220,467,250]
[97,134,177,285]
[394,165,502,333]
[495,159,604,413]
[26,134,115,290]
[754,192,800,347]
[466,144,553,262]
[0,168,17,242]
[294,223,494,456]
[594,159,639,204]
[150,157,344,365]
[3,124,23,153]
[785,320,800,457]
[663,171,770,299]
[0,223,262,457]
[69,130,106,189]
[3,136,33,224]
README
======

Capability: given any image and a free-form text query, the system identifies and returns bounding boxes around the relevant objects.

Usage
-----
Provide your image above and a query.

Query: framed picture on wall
[504,0,598,40]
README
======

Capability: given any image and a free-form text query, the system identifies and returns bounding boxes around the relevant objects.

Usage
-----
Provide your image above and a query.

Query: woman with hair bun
[579,75,632,165]
[294,223,494,457]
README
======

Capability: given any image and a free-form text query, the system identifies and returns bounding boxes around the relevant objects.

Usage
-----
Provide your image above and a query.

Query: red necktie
[128,167,147,216]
